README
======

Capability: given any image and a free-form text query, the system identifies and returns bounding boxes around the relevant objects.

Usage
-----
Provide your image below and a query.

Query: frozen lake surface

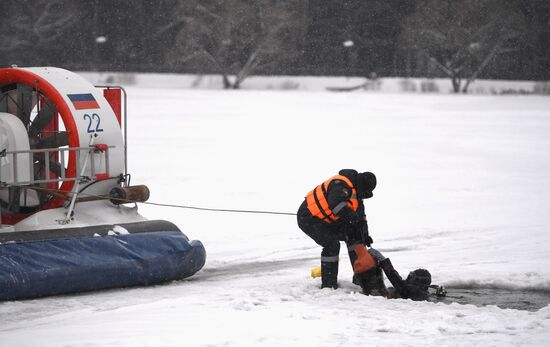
[1,89,550,346]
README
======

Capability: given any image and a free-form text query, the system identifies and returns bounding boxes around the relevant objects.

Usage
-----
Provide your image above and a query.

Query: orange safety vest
[305,175,359,223]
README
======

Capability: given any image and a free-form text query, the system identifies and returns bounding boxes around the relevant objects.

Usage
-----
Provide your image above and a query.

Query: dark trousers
[298,203,363,288]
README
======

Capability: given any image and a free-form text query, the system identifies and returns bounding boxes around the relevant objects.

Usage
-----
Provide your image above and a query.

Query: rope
[27,186,298,216]
[139,201,297,216]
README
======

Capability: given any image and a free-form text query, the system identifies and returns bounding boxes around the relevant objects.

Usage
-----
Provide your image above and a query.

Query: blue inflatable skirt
[0,221,206,300]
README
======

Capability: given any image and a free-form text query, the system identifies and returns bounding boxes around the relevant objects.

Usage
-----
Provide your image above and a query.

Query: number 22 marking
[84,113,104,133]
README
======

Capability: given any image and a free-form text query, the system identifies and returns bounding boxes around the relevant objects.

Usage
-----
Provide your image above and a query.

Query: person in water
[363,247,433,301]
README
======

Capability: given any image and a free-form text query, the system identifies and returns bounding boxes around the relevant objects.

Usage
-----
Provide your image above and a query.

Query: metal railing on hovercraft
[0,144,114,187]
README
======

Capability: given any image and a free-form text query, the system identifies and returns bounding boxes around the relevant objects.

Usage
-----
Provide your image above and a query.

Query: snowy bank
[78,71,550,95]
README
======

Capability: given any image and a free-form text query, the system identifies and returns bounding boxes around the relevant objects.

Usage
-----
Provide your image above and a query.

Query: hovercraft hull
[0,220,206,300]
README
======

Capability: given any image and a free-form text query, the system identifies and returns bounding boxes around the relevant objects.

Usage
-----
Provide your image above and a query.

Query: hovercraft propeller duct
[0,82,67,210]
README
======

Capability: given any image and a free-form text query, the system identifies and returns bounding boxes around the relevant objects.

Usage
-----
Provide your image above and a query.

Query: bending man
[297,169,376,289]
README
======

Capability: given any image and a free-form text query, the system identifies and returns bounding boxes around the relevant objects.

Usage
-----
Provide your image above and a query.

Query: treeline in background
[1,0,549,91]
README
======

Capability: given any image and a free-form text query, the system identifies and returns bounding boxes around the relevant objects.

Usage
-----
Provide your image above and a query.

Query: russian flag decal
[67,93,100,110]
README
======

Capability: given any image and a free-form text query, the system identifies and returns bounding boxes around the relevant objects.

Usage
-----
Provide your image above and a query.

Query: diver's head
[406,268,431,290]
[404,268,432,301]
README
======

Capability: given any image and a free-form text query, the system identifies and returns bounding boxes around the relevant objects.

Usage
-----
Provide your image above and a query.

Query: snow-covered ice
[1,89,550,346]
[112,225,130,235]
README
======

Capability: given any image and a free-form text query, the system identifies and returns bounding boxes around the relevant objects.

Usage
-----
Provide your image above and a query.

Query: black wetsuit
[364,258,430,301]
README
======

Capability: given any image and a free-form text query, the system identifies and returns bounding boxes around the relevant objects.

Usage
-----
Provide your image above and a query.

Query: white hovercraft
[0,67,205,300]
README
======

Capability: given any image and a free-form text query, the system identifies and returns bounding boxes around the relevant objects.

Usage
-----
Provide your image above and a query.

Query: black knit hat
[360,172,377,191]
[355,172,376,199]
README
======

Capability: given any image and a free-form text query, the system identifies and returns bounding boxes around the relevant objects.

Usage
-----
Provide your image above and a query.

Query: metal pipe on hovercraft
[26,184,151,204]
[96,85,128,181]
[63,135,97,224]
[109,185,150,205]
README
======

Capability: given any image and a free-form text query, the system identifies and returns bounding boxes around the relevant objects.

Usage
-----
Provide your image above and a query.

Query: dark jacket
[298,169,367,235]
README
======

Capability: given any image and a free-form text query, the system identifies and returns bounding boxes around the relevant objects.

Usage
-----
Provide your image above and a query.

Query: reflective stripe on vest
[305,175,358,223]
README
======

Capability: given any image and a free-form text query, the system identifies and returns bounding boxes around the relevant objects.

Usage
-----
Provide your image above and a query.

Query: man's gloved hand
[364,235,373,247]
[360,222,373,246]
[367,248,386,262]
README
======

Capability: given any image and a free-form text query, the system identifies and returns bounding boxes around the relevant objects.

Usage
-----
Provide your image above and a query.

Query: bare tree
[165,0,304,88]
[400,0,526,93]
[0,1,78,63]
